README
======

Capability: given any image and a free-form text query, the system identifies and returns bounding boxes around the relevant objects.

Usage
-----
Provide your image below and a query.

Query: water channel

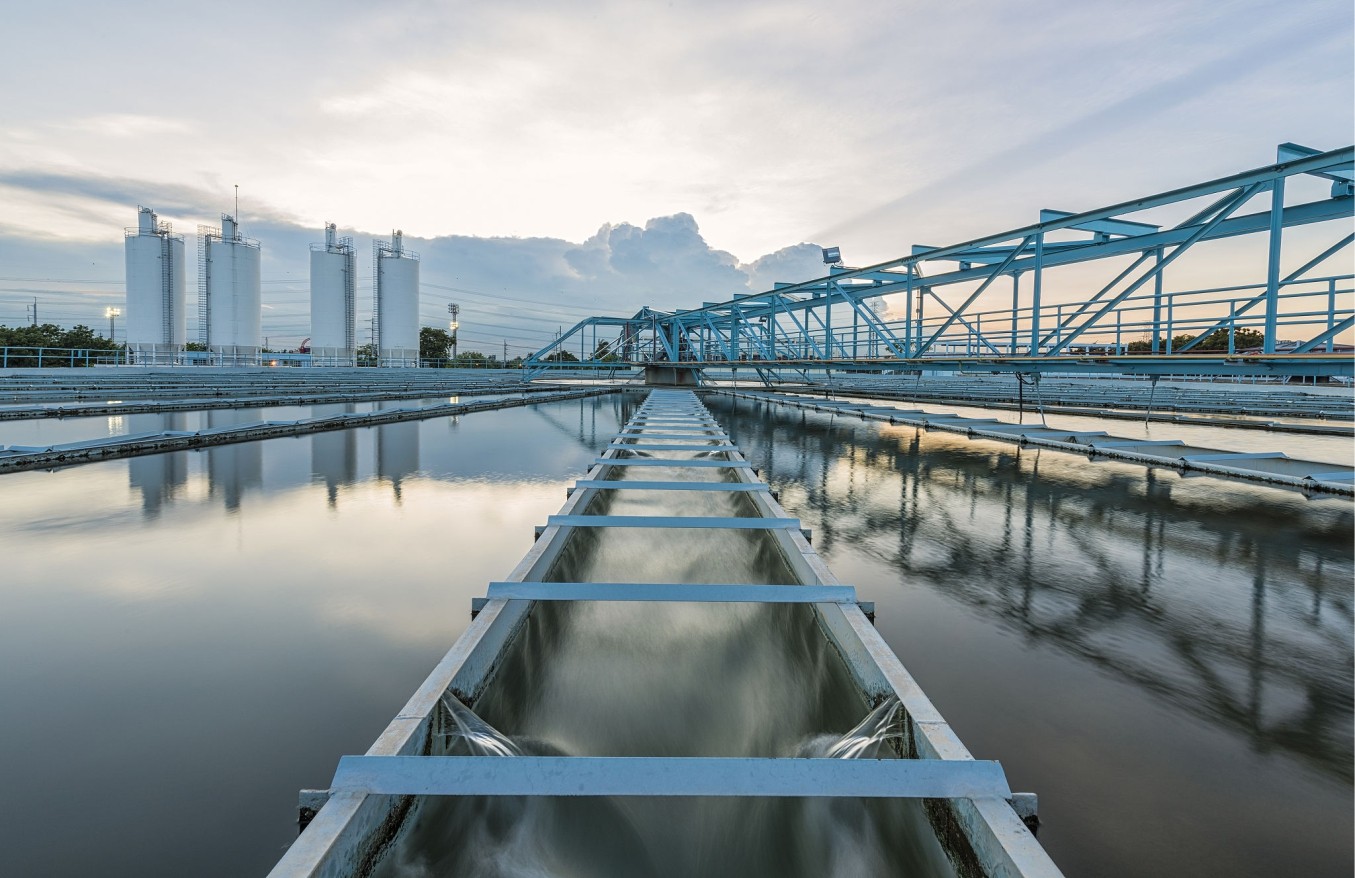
[0,391,1349,876]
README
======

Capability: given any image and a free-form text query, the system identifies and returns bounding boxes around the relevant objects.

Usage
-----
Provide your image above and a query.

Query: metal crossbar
[571,480,769,491]
[547,515,799,529]
[485,582,856,603]
[329,755,1014,799]
[617,431,728,438]
[607,443,733,451]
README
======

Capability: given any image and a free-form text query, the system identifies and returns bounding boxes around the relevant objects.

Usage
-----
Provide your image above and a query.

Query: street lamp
[448,303,460,363]
[105,307,121,342]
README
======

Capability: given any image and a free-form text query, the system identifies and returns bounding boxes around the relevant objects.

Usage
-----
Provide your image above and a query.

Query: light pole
[448,303,460,364]
[105,307,121,343]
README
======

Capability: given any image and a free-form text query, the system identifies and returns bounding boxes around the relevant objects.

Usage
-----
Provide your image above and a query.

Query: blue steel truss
[526,143,1354,381]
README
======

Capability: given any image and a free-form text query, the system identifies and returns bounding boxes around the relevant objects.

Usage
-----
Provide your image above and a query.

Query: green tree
[593,339,619,362]
[544,349,579,363]
[355,343,377,366]
[0,323,121,366]
[1184,327,1264,351]
[455,350,488,367]
[419,327,453,364]
[1126,328,1265,353]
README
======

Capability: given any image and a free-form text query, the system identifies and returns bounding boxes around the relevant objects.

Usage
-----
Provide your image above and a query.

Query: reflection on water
[7,388,1349,877]
[312,404,359,506]
[127,413,188,516]
[707,393,1354,878]
[0,395,637,878]
[377,401,421,501]
[207,408,264,510]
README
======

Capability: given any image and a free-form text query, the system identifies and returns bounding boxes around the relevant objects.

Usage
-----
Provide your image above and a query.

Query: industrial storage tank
[124,207,186,364]
[309,223,356,366]
[374,230,420,367]
[199,215,262,366]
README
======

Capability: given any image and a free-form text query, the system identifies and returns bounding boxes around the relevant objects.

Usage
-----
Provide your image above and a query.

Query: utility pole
[503,339,508,364]
[28,297,37,326]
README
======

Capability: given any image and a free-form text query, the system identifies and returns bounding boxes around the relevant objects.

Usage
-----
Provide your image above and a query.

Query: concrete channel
[0,388,615,474]
[720,390,1355,496]
[268,389,1062,878]
[0,384,571,421]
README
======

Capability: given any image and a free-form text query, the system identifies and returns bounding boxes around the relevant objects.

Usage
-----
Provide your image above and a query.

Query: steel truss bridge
[525,144,1354,383]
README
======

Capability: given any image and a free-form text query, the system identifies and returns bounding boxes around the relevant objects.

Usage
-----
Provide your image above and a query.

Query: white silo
[374,230,420,367]
[310,223,356,366]
[199,214,262,366]
[124,207,186,364]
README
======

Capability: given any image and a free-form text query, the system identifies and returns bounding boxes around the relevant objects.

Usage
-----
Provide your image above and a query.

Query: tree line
[0,324,122,366]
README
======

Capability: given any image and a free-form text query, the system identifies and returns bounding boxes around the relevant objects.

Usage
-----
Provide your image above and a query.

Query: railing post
[1029,233,1043,354]
[1328,278,1337,353]
[904,266,914,358]
[825,281,834,359]
[1151,247,1164,354]
[1263,177,1285,354]
[1166,296,1174,354]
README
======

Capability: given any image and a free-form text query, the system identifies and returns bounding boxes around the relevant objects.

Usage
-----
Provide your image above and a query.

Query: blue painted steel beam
[329,755,1014,799]
[526,145,1353,380]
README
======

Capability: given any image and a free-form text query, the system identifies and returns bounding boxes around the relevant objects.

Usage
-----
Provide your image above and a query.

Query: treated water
[0,390,1349,877]
[367,429,954,877]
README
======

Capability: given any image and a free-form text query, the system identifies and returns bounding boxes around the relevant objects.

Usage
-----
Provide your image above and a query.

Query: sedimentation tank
[124,207,186,364]
[310,224,357,366]
[200,215,262,366]
[374,231,419,367]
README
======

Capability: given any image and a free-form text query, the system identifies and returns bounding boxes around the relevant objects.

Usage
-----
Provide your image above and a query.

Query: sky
[0,0,1351,353]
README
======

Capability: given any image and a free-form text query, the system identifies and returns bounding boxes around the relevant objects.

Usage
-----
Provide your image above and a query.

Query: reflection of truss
[710,396,1354,781]
[528,144,1354,382]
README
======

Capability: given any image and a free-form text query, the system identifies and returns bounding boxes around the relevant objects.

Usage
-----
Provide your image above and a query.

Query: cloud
[0,169,827,352]
[742,244,829,295]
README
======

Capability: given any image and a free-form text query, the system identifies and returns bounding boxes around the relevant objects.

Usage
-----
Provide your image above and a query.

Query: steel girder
[526,144,1354,381]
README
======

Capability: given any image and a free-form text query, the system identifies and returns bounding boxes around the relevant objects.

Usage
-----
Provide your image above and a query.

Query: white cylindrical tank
[201,215,262,366]
[124,207,186,364]
[375,230,420,367]
[310,223,356,366]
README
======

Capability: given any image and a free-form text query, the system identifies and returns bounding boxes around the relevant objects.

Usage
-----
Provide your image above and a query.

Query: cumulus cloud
[0,170,828,354]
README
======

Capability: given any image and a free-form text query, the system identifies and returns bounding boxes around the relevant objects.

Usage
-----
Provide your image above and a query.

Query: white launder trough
[269,389,1064,878]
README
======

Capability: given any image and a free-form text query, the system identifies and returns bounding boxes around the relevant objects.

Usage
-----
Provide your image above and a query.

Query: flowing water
[366,411,957,877]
